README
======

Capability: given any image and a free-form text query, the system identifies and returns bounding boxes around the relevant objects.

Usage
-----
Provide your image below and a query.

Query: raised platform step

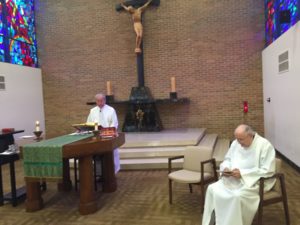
[198,133,218,150]
[121,128,206,148]
[119,146,185,159]
[119,129,226,170]
[120,133,218,159]
[121,157,183,170]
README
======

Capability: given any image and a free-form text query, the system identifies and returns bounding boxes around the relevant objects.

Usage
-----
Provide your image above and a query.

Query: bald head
[234,124,255,148]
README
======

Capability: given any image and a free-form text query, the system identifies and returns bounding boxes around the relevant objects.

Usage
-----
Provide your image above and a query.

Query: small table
[0,130,26,206]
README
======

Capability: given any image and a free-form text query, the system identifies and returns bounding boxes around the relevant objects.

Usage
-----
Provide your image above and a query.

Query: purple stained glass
[9,39,37,67]
[0,2,3,36]
[6,0,36,45]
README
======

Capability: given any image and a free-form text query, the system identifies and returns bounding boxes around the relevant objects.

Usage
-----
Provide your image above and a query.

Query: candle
[94,122,98,131]
[35,121,40,132]
[171,77,176,92]
[106,81,112,95]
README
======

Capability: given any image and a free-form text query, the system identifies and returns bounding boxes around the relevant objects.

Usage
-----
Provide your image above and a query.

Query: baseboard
[276,149,300,172]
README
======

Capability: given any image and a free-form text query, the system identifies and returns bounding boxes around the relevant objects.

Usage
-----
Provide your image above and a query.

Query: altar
[23,133,125,215]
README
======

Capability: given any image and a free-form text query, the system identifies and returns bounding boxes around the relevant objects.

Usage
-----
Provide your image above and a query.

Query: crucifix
[116,0,160,87]
[116,0,162,132]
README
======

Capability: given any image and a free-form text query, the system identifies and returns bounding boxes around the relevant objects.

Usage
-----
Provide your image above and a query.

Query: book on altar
[72,123,100,132]
[100,127,117,138]
[1,128,15,133]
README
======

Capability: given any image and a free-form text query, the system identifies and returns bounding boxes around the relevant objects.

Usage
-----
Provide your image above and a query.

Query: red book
[2,128,15,133]
[100,127,117,138]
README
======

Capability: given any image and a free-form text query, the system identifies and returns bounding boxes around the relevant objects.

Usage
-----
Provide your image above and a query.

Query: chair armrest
[259,172,284,199]
[200,158,216,165]
[168,155,184,174]
[200,158,218,181]
[260,172,283,182]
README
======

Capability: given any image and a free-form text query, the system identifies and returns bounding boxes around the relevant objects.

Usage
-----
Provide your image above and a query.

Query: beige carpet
[0,159,299,225]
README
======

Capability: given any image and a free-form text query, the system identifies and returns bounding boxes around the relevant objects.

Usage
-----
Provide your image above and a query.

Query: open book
[72,123,100,132]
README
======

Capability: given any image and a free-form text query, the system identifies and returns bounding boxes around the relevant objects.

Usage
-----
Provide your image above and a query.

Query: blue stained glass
[265,0,300,46]
[279,0,299,34]
[0,36,5,62]
[9,39,37,67]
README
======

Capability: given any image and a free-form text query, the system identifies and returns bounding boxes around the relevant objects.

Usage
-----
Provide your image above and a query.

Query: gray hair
[244,125,256,136]
[95,93,106,100]
[235,124,256,136]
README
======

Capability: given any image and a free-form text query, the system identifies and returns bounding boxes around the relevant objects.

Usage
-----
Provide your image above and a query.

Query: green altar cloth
[23,134,93,179]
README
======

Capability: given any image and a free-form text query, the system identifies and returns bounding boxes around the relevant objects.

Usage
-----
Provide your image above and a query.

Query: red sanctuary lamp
[243,101,248,113]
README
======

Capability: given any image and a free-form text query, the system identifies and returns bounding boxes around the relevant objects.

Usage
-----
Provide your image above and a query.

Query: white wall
[262,21,300,167]
[0,62,45,140]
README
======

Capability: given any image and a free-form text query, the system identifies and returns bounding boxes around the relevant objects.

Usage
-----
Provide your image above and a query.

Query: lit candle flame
[35,120,40,132]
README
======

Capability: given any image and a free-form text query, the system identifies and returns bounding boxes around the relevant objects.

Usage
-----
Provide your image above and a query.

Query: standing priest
[202,124,276,225]
[87,93,120,173]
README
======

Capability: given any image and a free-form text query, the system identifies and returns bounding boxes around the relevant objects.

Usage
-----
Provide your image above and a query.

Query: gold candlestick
[33,131,43,140]
[93,130,100,138]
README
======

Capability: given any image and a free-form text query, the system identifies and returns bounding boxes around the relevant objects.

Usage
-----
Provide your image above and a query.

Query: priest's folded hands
[221,168,241,178]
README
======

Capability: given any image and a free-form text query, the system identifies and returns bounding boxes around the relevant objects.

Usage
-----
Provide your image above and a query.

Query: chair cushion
[263,190,281,200]
[168,169,212,183]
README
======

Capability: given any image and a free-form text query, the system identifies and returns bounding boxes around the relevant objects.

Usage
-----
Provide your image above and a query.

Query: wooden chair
[168,146,218,211]
[257,158,290,225]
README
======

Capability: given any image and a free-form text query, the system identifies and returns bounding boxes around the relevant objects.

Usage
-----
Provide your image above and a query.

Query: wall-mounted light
[243,101,248,113]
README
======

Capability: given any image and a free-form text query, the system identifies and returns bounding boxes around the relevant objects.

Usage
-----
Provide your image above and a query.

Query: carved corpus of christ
[119,0,153,54]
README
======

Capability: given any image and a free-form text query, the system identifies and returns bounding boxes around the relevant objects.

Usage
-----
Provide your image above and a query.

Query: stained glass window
[265,0,300,46]
[0,0,37,67]
[10,39,37,66]
[0,2,3,35]
[0,36,5,62]
[6,0,36,44]
[0,1,4,61]
[265,0,277,45]
[279,0,299,34]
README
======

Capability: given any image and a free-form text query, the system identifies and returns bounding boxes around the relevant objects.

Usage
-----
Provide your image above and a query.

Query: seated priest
[202,124,276,225]
[87,93,120,173]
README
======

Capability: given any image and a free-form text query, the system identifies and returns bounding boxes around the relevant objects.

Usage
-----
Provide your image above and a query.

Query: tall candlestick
[35,120,40,132]
[171,77,176,92]
[106,81,112,95]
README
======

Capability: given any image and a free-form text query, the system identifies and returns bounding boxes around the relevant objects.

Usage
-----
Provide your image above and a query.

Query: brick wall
[34,0,265,139]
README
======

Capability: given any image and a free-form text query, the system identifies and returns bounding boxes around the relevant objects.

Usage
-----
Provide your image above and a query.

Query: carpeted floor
[0,159,299,225]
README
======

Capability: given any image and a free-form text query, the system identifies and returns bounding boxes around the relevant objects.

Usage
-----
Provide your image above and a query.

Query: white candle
[35,121,40,132]
[94,122,98,131]
[106,81,112,95]
[171,77,176,92]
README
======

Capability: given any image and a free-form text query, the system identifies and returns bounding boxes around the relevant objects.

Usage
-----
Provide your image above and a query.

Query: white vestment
[202,134,276,225]
[87,104,120,173]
